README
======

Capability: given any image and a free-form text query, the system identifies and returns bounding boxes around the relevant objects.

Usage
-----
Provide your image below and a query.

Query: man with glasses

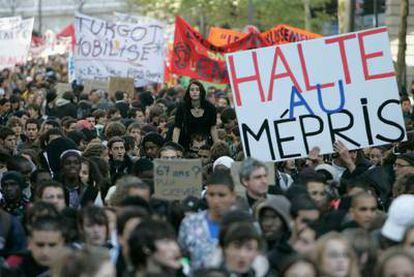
[393,153,414,178]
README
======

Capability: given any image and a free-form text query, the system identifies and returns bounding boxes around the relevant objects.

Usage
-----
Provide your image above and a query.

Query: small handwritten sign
[154,159,202,200]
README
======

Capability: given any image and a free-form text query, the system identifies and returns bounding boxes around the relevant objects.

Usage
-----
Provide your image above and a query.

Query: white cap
[381,194,414,242]
[213,156,235,171]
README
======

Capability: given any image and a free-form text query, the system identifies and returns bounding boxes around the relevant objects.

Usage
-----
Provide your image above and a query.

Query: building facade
[386,0,414,91]
[0,0,127,33]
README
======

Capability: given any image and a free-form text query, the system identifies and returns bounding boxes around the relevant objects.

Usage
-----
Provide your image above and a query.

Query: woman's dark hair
[38,127,64,150]
[78,205,109,240]
[128,219,176,270]
[80,157,104,190]
[184,80,207,108]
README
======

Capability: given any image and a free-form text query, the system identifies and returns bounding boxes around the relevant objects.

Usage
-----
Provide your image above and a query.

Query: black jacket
[109,155,134,185]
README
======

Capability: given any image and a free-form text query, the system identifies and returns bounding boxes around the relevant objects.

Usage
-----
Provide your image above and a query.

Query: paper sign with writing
[154,159,202,201]
[108,77,135,98]
[230,162,275,196]
[74,13,165,86]
[83,79,109,94]
[226,27,406,162]
[0,18,34,70]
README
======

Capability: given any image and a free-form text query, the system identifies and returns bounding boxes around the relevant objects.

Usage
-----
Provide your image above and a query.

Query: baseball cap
[213,156,234,171]
[381,194,414,242]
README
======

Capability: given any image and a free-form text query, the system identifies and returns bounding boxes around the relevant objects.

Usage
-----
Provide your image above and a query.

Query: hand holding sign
[334,140,356,172]
[226,27,406,162]
[306,146,322,168]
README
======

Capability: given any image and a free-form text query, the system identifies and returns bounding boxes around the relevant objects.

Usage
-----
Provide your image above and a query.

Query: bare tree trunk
[338,0,355,33]
[396,0,409,91]
[304,0,312,31]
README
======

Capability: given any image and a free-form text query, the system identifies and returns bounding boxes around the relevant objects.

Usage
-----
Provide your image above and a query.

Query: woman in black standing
[172,80,218,150]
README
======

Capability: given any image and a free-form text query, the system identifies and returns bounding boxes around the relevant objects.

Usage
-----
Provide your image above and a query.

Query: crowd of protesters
[0,54,414,277]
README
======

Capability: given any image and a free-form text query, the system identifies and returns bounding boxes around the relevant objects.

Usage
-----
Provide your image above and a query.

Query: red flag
[171,17,321,84]
[171,16,267,84]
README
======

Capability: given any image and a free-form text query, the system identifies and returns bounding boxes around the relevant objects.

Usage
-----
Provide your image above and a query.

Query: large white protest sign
[74,13,165,87]
[0,18,34,70]
[226,27,406,162]
[0,16,21,28]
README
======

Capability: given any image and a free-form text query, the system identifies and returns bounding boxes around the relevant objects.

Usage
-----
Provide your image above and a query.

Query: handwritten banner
[208,27,246,46]
[172,16,266,84]
[226,27,406,162]
[154,159,202,200]
[260,24,322,45]
[74,13,165,86]
[0,18,34,70]
[172,17,320,84]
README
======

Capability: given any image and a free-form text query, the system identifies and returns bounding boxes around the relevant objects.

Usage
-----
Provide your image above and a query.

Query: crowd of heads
[0,55,414,276]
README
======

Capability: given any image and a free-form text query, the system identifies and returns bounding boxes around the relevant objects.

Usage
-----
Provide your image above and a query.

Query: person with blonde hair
[313,232,360,277]
[375,247,414,277]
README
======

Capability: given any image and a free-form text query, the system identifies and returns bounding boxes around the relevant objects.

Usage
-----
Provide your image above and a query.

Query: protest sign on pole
[68,54,76,83]
[108,77,135,99]
[226,27,406,162]
[154,159,202,201]
[0,18,34,70]
[74,13,165,87]
[230,162,275,196]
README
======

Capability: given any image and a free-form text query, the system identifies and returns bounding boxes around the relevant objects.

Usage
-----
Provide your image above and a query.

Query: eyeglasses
[393,163,412,168]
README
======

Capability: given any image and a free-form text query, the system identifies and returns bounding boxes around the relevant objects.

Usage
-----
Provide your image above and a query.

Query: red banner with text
[171,16,321,84]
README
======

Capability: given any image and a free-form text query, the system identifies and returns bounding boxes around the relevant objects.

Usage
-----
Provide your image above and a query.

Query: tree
[396,0,408,90]
[337,0,355,33]
[127,0,334,35]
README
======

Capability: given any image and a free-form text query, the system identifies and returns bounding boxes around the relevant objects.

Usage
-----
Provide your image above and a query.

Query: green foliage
[127,0,335,34]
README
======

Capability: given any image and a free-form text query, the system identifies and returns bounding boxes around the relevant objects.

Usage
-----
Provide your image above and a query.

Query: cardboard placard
[226,27,407,162]
[230,162,275,196]
[154,159,202,201]
[55,83,72,97]
[83,79,109,94]
[108,77,135,99]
